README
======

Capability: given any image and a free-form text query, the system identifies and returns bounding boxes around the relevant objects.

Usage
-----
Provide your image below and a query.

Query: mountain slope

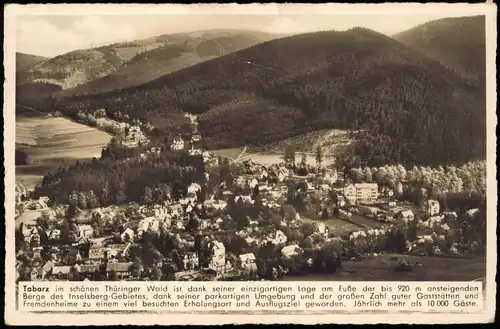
[29,27,486,167]
[62,30,280,96]
[16,52,48,72]
[393,15,485,85]
[16,38,164,90]
[17,30,279,94]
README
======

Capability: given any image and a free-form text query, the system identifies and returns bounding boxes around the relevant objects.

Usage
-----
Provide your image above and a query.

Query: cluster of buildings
[16,108,485,282]
[120,125,150,148]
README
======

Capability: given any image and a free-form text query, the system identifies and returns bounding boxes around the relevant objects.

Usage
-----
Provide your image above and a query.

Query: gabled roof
[238,253,256,262]
[80,264,101,273]
[106,262,133,272]
[354,183,378,189]
[52,266,72,275]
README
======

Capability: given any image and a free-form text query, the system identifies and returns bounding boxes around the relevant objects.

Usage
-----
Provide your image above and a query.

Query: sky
[13,4,483,57]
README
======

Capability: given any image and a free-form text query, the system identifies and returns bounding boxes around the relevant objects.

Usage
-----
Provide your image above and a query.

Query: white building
[422,199,440,217]
[171,137,185,151]
[209,241,226,275]
[398,210,415,223]
[343,183,379,205]
[281,245,303,258]
[77,225,94,238]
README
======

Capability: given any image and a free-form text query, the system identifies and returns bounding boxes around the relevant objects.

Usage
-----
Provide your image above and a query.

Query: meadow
[283,253,486,282]
[211,148,335,167]
[16,113,112,188]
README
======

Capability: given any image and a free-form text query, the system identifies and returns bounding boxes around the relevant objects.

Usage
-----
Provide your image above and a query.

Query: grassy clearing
[299,213,360,236]
[16,115,112,188]
[211,148,246,160]
[283,253,486,281]
[250,129,358,154]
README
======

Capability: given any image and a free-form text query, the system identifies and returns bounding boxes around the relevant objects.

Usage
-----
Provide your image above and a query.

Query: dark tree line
[15,149,29,165]
[33,152,206,206]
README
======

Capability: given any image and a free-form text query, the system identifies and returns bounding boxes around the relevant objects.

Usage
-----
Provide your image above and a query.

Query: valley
[13,14,488,287]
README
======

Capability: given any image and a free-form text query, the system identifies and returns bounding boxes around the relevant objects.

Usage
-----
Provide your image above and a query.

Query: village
[15,113,486,283]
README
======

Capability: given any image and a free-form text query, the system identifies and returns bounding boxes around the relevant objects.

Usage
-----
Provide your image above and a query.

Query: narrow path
[233,145,247,162]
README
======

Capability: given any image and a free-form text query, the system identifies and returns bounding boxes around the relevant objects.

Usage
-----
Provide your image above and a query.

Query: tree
[150,267,162,281]
[132,256,143,278]
[301,222,317,238]
[395,181,404,200]
[15,149,29,165]
[67,203,77,219]
[108,270,118,281]
[60,221,71,244]
[350,168,363,183]
[362,167,373,182]
[315,145,323,169]
[77,192,88,209]
[283,146,296,168]
[300,153,307,169]
[143,186,153,205]
[87,190,100,209]
[116,189,127,205]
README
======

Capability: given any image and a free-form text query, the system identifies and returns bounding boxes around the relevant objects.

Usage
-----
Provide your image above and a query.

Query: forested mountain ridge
[63,30,280,96]
[22,27,486,167]
[17,30,279,94]
[393,15,486,86]
[16,52,48,72]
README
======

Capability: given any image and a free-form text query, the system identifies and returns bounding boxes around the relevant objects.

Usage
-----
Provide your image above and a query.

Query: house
[256,183,269,192]
[355,183,379,204]
[271,230,287,245]
[316,223,329,236]
[238,253,257,273]
[422,199,440,217]
[171,136,185,151]
[249,178,259,189]
[106,262,133,279]
[467,208,480,217]
[343,183,379,204]
[281,245,303,258]
[323,170,338,185]
[120,228,135,242]
[199,219,210,230]
[234,195,254,204]
[204,199,227,210]
[79,264,101,276]
[30,199,48,210]
[51,266,72,279]
[78,224,94,238]
[188,183,202,194]
[137,217,160,237]
[319,184,331,192]
[88,247,106,261]
[191,134,202,142]
[183,252,199,270]
[397,210,415,223]
[337,195,346,207]
[189,146,203,156]
[208,241,226,275]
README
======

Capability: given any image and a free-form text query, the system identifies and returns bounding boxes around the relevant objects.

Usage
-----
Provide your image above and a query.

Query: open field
[212,148,335,167]
[16,113,112,188]
[299,213,361,236]
[249,129,359,154]
[283,253,486,281]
